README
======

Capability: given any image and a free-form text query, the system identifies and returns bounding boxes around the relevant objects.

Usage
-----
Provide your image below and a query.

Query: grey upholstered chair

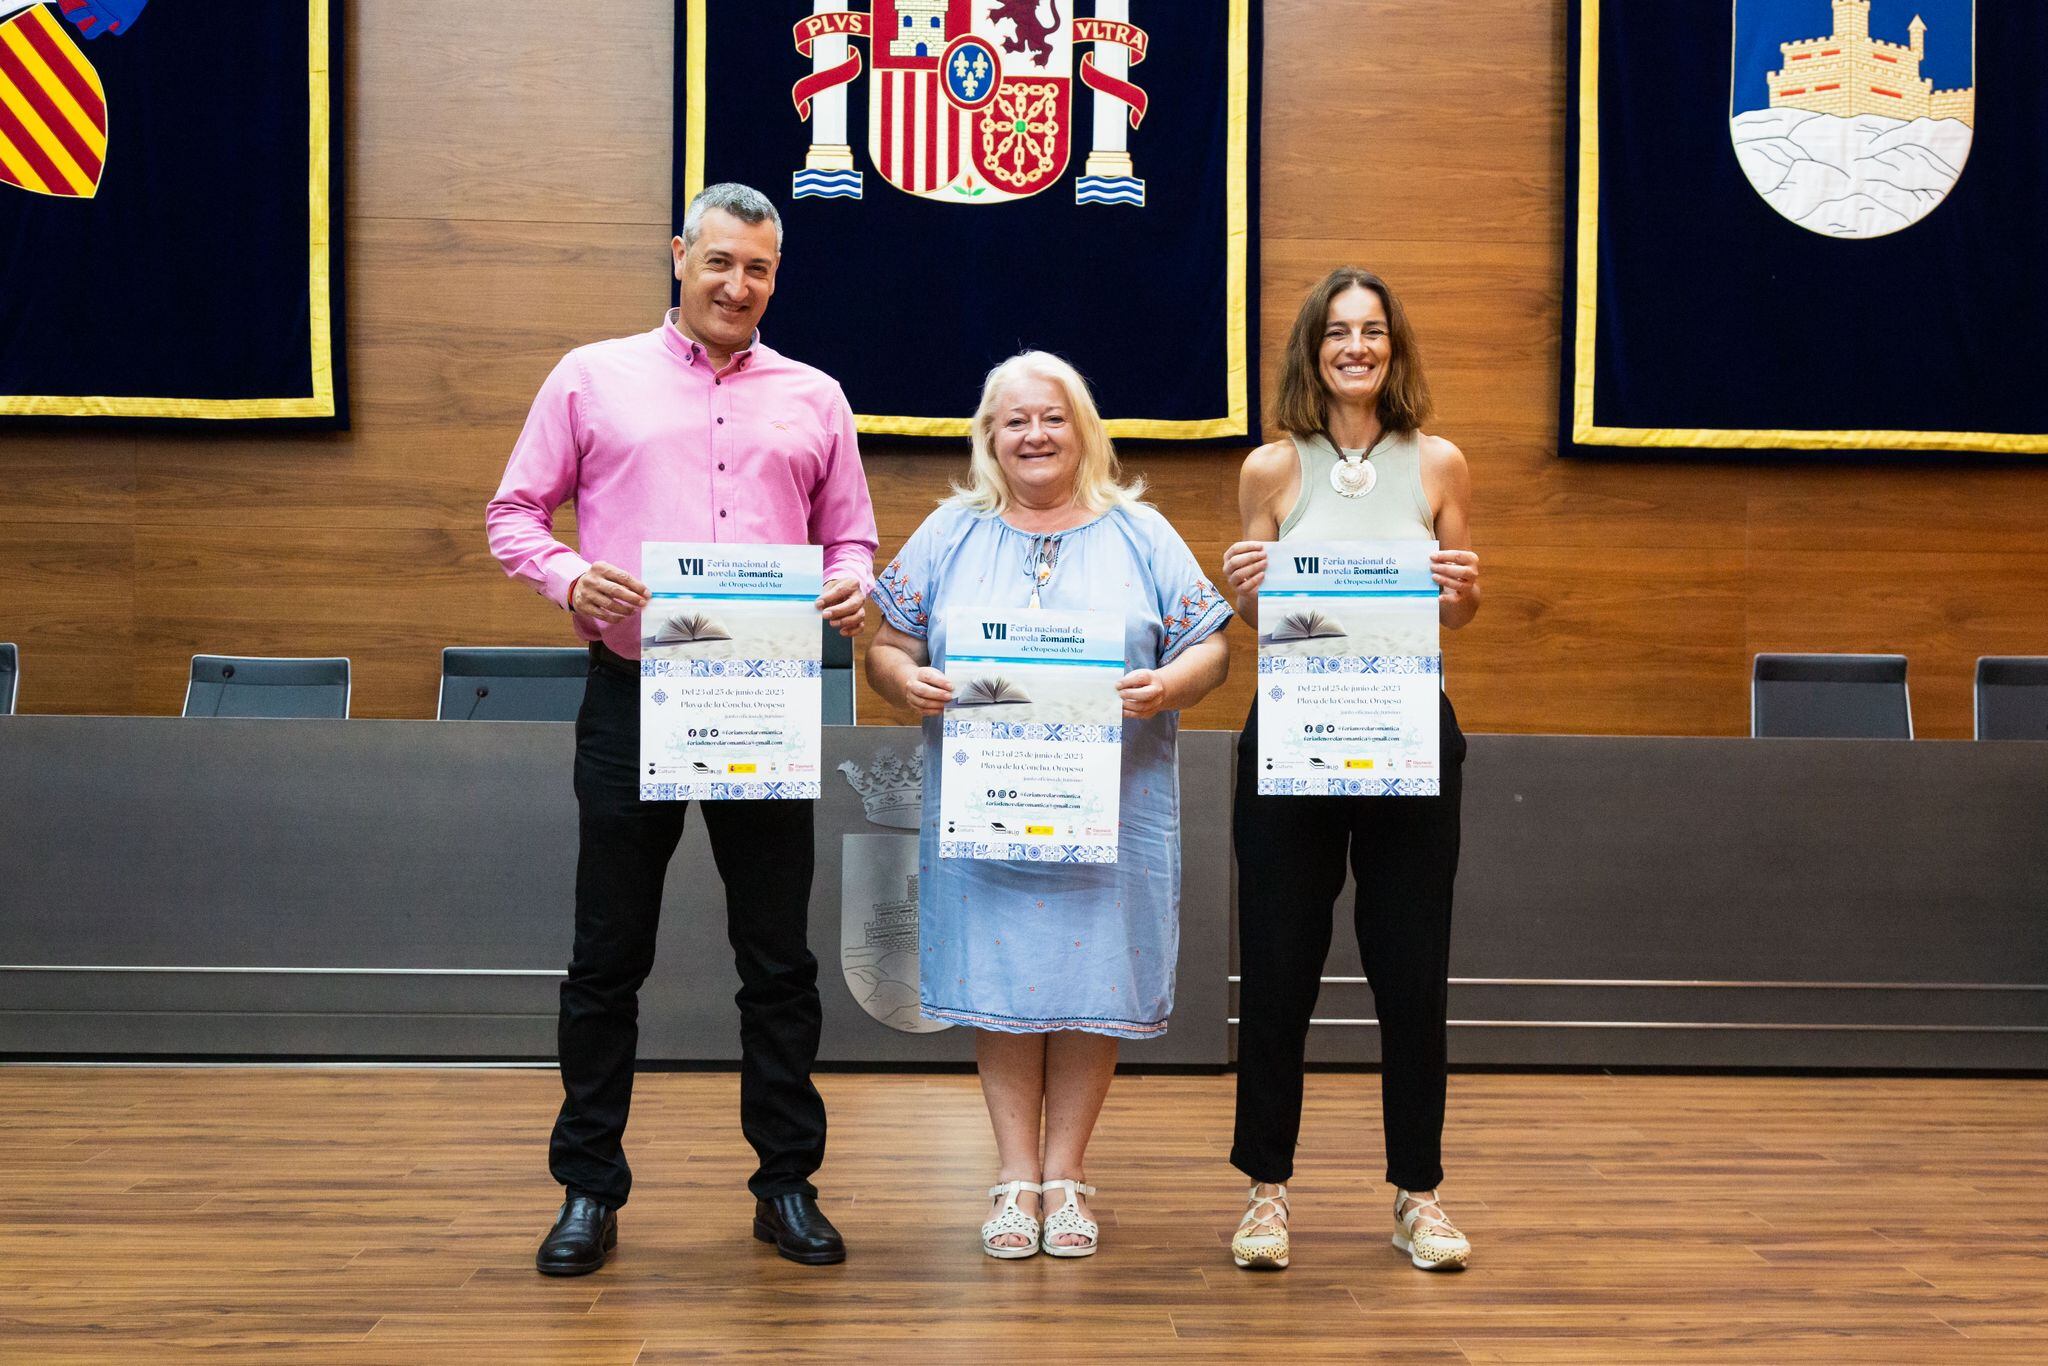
[1974,657,2048,742]
[183,655,351,719]
[438,646,588,721]
[1751,653,1911,739]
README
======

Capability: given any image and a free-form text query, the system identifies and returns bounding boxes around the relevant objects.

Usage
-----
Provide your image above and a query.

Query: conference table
[2,718,2042,1069]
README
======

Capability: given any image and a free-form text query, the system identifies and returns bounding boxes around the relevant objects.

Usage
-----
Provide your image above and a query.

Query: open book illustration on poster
[953,676,1033,707]
[644,612,733,649]
[1258,610,1347,647]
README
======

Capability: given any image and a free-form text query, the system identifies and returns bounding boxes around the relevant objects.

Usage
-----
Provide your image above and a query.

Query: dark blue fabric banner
[0,0,345,426]
[678,2,1258,441]
[1563,0,2046,456]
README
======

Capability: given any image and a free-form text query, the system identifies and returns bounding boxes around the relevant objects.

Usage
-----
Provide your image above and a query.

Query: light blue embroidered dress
[872,502,1232,1039]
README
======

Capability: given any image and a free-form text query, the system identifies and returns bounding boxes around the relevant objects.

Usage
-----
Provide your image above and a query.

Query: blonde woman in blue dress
[866,352,1232,1259]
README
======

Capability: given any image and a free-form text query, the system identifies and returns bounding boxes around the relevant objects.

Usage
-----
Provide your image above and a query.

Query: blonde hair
[946,351,1146,515]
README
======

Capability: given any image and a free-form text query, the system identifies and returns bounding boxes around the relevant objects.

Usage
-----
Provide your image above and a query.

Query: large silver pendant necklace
[1330,444,1377,499]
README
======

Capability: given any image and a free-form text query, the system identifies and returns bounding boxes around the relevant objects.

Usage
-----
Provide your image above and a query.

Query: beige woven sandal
[1393,1188,1471,1271]
[1231,1183,1290,1270]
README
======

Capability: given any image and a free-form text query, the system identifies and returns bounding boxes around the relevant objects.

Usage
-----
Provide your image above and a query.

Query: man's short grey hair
[681,182,784,250]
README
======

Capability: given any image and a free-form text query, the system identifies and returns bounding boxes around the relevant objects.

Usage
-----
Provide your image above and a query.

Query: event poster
[640,543,823,800]
[1257,540,1442,796]
[938,607,1123,862]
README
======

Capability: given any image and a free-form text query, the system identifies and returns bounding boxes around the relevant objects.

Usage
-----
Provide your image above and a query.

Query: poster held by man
[641,542,826,801]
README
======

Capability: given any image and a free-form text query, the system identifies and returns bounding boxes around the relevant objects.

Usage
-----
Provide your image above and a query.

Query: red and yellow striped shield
[0,3,107,198]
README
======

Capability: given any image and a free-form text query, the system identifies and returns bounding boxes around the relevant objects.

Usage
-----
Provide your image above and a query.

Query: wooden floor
[2,1069,2045,1363]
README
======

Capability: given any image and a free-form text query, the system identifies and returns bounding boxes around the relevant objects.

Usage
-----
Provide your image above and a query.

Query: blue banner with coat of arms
[677,2,1259,441]
[0,0,344,426]
[1564,0,2048,456]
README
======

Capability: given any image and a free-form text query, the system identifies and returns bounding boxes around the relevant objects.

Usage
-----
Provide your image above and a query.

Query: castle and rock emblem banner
[0,1,344,425]
[1731,0,1973,238]
[1564,0,2045,455]
[680,2,1258,440]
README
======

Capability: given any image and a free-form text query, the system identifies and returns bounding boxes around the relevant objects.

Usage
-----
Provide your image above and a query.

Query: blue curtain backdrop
[1562,0,2047,456]
[677,2,1259,442]
[0,1,346,427]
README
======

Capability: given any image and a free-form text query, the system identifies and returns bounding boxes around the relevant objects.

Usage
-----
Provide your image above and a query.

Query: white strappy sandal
[1038,1178,1099,1258]
[982,1179,1043,1259]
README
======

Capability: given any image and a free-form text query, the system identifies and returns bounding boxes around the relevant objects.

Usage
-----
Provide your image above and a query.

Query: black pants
[549,659,826,1208]
[1230,693,1466,1191]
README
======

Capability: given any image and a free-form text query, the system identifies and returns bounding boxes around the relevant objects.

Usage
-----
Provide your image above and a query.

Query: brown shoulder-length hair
[1271,267,1432,439]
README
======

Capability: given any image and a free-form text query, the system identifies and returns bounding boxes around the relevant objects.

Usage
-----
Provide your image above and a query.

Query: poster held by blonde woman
[1221,268,1482,1273]
[866,352,1232,1259]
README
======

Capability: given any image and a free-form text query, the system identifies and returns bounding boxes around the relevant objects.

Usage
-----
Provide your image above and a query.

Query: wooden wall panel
[4,441,137,525]
[1,0,2042,737]
[0,521,136,716]
[347,0,674,225]
[131,526,532,719]
[1747,549,2048,739]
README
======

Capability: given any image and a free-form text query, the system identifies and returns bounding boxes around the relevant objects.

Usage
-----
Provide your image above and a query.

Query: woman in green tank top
[1219,268,1483,1273]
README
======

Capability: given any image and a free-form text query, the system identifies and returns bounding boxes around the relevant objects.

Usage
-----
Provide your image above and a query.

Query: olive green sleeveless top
[1275,429,1435,543]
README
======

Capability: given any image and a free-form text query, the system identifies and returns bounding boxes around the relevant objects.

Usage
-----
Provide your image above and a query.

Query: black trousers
[549,658,827,1208]
[1230,693,1466,1191]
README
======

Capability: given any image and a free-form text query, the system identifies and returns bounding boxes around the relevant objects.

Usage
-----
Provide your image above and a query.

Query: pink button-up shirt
[486,313,880,659]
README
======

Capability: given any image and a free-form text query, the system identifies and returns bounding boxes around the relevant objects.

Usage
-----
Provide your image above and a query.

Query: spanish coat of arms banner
[677,1,1259,440]
[1563,0,2048,456]
[0,1,345,426]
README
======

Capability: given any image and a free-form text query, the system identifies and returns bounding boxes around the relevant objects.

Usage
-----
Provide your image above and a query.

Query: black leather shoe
[535,1194,617,1276]
[752,1193,846,1265]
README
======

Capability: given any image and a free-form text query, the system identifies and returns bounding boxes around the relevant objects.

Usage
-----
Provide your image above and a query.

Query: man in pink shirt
[488,183,878,1274]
